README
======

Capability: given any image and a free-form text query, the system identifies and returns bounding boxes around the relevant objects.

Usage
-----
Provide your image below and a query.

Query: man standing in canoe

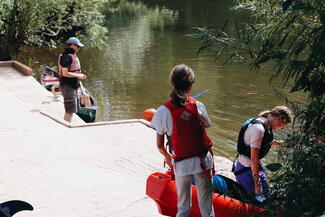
[58,37,87,122]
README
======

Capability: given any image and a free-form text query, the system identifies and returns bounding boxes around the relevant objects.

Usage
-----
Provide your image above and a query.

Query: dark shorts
[60,84,78,113]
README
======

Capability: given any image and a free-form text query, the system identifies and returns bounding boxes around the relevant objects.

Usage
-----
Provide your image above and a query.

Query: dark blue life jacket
[237,118,273,159]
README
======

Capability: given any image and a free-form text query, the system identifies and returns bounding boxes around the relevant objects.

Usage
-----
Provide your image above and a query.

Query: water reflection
[16,0,305,159]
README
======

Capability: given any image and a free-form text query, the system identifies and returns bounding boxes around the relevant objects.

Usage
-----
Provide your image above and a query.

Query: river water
[17,0,305,159]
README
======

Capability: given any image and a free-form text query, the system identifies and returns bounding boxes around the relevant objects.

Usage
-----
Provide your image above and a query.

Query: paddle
[192,89,209,98]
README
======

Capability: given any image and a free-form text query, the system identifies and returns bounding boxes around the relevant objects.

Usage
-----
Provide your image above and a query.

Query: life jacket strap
[172,146,211,162]
[172,147,215,179]
[200,148,215,179]
[69,69,81,73]
[231,153,239,173]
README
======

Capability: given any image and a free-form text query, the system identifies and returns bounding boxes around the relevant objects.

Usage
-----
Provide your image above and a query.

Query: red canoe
[146,172,265,217]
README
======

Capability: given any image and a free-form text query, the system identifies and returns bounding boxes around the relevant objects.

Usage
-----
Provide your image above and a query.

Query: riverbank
[0,61,234,217]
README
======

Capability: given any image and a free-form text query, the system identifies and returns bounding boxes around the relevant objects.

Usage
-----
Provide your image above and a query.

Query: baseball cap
[67,37,84,47]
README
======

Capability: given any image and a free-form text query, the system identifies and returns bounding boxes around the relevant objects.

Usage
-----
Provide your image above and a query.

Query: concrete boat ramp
[0,61,166,217]
[0,61,234,217]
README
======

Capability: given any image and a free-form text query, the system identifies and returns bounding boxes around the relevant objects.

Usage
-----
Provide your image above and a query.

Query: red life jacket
[67,53,81,73]
[58,52,81,89]
[58,53,81,75]
[164,97,212,161]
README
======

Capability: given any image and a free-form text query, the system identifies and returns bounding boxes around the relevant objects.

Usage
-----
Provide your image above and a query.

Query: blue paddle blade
[0,200,33,217]
[192,89,209,98]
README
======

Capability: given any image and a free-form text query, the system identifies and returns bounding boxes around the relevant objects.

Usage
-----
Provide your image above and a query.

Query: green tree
[0,0,108,61]
[191,0,324,216]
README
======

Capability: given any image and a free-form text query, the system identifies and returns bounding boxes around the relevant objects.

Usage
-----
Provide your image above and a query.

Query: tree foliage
[190,0,325,216]
[0,0,108,61]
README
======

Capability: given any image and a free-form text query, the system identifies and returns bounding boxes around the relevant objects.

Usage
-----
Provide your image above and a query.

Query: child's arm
[156,133,172,168]
[196,101,211,128]
[251,147,262,195]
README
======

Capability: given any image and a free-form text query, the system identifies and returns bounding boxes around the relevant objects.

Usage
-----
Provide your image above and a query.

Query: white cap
[67,37,84,47]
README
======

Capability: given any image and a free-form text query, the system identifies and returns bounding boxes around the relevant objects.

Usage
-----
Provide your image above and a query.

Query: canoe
[146,171,265,217]
[76,90,97,123]
[41,66,60,91]
[41,66,97,123]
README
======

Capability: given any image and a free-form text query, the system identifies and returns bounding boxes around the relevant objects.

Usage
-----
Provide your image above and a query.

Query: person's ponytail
[259,110,271,118]
[169,64,195,107]
[170,89,188,107]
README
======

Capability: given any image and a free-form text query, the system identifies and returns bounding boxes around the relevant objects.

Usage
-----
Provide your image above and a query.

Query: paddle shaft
[79,81,86,93]
[192,89,209,98]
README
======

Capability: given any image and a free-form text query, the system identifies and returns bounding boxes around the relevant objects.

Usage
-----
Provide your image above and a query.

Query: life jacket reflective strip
[237,118,273,159]
[164,97,213,161]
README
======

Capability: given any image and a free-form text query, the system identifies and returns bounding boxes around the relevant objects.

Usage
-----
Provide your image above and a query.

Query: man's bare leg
[51,84,60,98]
[64,113,73,122]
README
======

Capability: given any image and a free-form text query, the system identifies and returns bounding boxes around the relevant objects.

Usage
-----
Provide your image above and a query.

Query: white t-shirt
[238,117,270,167]
[151,101,213,176]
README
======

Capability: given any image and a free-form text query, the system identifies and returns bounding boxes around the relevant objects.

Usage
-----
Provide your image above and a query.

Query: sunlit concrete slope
[0,61,164,217]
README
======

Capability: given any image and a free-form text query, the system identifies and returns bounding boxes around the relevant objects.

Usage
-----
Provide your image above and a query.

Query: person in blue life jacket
[233,106,292,202]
